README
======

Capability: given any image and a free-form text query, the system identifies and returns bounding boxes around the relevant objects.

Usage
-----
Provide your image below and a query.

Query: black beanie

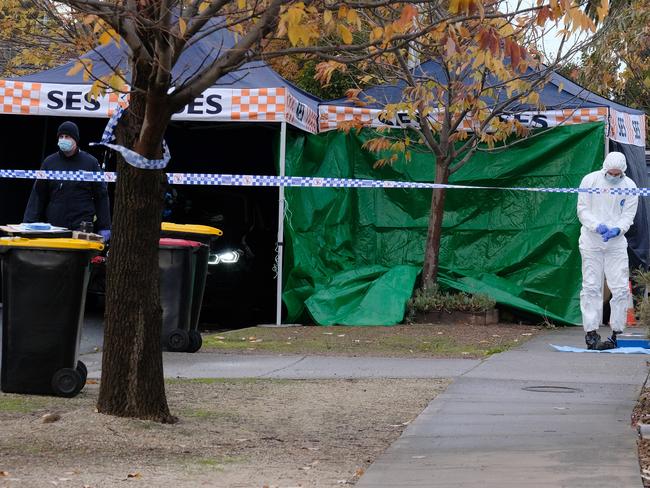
[57,121,80,143]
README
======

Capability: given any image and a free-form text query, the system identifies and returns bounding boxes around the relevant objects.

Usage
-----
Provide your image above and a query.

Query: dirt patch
[202,322,545,358]
[0,378,448,488]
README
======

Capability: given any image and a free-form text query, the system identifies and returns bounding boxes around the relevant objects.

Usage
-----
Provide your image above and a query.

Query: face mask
[58,138,75,153]
[605,173,623,185]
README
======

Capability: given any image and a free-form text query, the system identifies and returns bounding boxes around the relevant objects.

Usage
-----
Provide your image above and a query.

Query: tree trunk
[97,63,174,422]
[421,163,450,290]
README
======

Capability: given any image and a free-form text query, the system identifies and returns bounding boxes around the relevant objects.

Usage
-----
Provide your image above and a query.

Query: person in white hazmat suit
[577,151,638,350]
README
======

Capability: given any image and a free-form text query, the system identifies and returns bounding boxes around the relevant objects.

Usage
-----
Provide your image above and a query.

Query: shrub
[407,285,496,315]
[632,268,650,334]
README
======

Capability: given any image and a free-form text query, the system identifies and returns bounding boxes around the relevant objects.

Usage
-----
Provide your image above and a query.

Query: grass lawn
[201,322,544,358]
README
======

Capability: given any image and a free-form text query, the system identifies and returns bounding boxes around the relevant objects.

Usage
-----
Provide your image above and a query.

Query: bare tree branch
[168,0,285,112]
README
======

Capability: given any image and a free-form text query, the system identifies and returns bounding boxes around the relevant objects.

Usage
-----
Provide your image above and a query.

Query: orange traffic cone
[627,281,637,327]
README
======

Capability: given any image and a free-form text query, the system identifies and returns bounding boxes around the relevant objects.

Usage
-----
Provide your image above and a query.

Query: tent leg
[605,108,610,156]
[276,122,287,326]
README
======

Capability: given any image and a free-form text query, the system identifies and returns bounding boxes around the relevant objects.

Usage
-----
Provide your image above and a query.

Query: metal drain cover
[522,386,582,393]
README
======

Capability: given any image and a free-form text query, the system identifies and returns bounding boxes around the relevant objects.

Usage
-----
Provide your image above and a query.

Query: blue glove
[602,227,620,242]
[24,222,52,231]
[596,223,609,235]
[99,229,111,242]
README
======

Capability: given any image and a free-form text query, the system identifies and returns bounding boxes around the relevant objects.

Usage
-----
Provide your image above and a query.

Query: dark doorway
[0,115,281,328]
[163,122,280,328]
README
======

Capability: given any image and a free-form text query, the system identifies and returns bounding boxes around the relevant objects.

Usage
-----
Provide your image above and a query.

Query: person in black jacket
[23,121,111,240]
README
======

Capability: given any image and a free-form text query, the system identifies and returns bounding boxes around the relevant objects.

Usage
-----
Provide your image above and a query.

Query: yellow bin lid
[161,222,223,237]
[0,237,104,251]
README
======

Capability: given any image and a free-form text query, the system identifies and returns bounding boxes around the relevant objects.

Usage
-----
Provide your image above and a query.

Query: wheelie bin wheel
[187,330,203,353]
[166,329,190,352]
[51,368,84,397]
[76,360,88,384]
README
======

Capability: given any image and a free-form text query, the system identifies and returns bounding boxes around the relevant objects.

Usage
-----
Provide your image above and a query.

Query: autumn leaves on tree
[309,0,604,286]
[5,0,609,421]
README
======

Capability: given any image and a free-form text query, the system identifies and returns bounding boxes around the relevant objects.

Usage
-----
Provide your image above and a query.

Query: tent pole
[276,121,287,326]
[605,108,610,156]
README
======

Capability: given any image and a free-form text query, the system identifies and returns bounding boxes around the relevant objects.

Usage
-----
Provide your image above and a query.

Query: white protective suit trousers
[579,247,629,332]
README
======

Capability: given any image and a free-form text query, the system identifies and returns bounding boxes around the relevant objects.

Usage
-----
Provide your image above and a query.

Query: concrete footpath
[78,314,482,379]
[82,350,481,380]
[355,328,649,488]
[77,320,650,487]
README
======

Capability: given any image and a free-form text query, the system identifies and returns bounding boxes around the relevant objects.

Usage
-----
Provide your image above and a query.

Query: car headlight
[208,250,240,265]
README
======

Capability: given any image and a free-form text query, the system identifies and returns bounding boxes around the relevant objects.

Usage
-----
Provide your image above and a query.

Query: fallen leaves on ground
[41,413,61,423]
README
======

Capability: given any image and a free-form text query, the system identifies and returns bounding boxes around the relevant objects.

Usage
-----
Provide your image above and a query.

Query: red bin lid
[159,238,203,248]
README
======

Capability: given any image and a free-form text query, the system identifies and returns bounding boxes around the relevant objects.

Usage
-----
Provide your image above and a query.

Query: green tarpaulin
[282,122,605,326]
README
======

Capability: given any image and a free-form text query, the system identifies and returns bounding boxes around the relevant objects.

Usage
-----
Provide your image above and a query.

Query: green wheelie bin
[0,237,103,397]
[159,238,203,352]
[160,223,222,352]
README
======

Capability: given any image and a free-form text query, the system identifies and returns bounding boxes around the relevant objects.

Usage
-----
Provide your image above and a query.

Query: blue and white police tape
[89,106,171,170]
[1,168,650,195]
[0,169,116,183]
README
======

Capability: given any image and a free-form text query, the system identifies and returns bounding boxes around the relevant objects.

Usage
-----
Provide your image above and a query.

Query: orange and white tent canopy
[0,79,319,134]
